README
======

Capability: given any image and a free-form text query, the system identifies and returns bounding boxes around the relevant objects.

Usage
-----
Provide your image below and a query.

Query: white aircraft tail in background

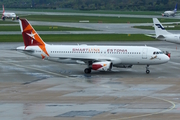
[1,5,19,20]
[162,4,177,17]
[152,18,180,44]
[153,18,171,38]
[17,19,169,74]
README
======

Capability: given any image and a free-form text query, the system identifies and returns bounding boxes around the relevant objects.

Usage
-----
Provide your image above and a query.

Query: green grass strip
[0,21,18,24]
[0,34,155,42]
[9,8,161,15]
[1,15,178,24]
[0,25,94,31]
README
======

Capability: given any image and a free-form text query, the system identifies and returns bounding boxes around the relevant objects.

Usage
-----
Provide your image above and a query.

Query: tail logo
[26,32,37,45]
[155,24,165,30]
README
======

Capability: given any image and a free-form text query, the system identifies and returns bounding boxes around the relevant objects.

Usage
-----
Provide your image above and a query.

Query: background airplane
[151,18,180,44]
[162,4,177,17]
[1,5,19,20]
[17,19,169,74]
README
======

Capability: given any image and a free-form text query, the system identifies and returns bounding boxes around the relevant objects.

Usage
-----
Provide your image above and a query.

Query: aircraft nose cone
[163,55,170,63]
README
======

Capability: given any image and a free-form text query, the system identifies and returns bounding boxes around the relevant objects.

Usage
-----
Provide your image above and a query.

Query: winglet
[19,19,49,56]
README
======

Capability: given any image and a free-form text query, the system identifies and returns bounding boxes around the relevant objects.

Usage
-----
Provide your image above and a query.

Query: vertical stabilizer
[2,5,5,13]
[153,18,171,38]
[19,19,49,56]
[174,4,177,12]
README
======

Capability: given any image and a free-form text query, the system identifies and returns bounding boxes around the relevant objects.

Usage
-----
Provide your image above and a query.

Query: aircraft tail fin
[174,3,177,12]
[19,19,49,56]
[153,18,172,38]
[2,5,5,13]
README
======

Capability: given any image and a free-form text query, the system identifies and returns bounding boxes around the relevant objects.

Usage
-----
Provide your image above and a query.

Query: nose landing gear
[146,65,150,74]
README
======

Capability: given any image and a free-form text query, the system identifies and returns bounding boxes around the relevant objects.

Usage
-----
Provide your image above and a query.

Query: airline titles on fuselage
[72,48,128,53]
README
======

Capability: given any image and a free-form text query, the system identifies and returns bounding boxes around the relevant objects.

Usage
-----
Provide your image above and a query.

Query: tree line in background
[0,0,179,11]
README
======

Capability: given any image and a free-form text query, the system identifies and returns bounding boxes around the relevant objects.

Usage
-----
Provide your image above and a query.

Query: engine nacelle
[92,61,112,71]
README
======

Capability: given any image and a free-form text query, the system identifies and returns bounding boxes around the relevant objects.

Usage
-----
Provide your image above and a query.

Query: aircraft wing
[58,56,121,63]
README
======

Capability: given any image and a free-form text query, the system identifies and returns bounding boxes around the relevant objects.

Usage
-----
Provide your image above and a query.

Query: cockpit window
[153,51,164,54]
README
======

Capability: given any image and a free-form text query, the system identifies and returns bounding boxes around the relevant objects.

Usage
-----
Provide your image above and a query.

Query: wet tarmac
[0,42,180,120]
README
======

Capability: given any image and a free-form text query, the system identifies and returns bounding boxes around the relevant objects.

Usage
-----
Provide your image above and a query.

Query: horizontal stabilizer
[145,34,156,38]
[16,46,35,53]
[22,49,35,53]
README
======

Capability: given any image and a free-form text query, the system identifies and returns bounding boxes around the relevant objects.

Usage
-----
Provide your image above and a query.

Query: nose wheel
[146,65,150,74]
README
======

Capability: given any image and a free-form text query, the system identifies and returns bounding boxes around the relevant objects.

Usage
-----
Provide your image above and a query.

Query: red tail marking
[41,54,46,59]
[20,19,49,56]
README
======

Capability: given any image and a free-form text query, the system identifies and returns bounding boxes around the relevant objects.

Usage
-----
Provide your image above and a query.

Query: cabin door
[142,48,148,59]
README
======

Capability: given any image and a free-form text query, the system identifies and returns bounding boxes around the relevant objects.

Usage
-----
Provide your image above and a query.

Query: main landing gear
[16,16,19,20]
[2,16,5,21]
[146,65,150,74]
[84,61,92,74]
[84,68,91,74]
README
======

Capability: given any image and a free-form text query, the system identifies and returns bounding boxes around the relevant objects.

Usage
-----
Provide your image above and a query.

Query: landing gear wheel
[146,70,150,74]
[84,68,91,74]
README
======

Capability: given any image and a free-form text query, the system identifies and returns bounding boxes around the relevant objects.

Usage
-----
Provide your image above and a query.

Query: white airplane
[162,4,177,17]
[152,18,180,44]
[1,5,19,20]
[16,19,170,74]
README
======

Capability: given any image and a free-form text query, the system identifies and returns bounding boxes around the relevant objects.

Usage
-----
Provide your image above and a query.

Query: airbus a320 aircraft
[162,4,177,17]
[152,18,180,44]
[17,19,169,74]
[1,5,19,20]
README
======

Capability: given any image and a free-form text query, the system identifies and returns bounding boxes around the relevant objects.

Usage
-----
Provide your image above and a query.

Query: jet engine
[92,61,112,71]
